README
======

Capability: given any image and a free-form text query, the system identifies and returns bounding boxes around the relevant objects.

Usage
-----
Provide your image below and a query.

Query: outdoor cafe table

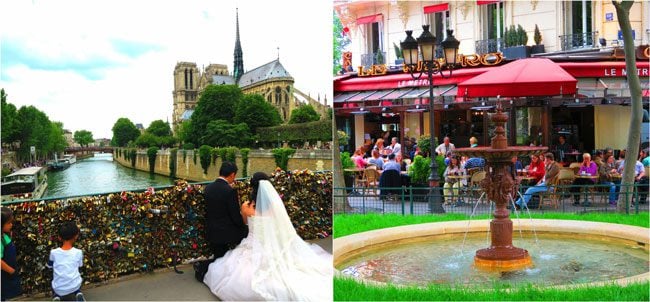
[446,175,470,206]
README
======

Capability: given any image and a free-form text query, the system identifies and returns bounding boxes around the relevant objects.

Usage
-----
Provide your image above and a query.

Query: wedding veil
[253,179,297,249]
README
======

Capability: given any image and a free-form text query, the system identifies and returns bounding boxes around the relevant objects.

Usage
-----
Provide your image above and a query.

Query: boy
[47,221,85,301]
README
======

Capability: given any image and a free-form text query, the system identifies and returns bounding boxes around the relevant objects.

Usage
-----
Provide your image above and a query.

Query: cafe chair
[469,171,487,204]
[538,177,561,209]
[555,168,576,204]
[356,168,380,196]
[569,162,582,175]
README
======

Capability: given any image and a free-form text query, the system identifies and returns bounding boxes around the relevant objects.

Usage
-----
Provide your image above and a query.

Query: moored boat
[1,166,48,201]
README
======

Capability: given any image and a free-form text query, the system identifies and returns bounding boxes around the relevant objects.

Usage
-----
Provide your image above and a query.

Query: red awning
[457,58,577,97]
[477,0,501,5]
[424,3,448,14]
[356,14,382,25]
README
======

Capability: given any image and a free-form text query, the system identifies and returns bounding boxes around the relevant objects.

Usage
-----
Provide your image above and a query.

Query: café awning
[457,58,577,97]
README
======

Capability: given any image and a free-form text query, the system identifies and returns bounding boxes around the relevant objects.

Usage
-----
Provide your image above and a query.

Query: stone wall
[114,149,332,181]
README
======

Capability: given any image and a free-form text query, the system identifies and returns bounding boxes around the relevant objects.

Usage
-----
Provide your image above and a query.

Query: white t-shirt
[47,247,83,295]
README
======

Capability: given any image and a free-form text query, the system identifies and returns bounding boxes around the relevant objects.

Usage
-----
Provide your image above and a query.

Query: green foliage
[134,133,159,148]
[146,147,159,173]
[1,89,19,145]
[257,120,332,145]
[337,130,349,146]
[2,167,11,177]
[169,148,177,178]
[271,148,296,171]
[435,154,446,180]
[47,121,68,154]
[112,118,140,147]
[181,149,186,163]
[288,105,321,124]
[234,94,281,132]
[408,155,431,184]
[188,85,242,145]
[201,120,252,147]
[333,11,351,74]
[198,145,212,174]
[146,120,172,137]
[130,149,137,168]
[182,143,195,150]
[417,135,435,157]
[14,105,56,161]
[216,148,227,163]
[517,24,528,46]
[240,148,250,177]
[193,149,197,165]
[534,24,542,45]
[210,148,220,165]
[73,130,94,147]
[223,147,238,163]
[393,42,403,59]
[175,120,191,146]
[340,151,355,177]
[375,50,384,64]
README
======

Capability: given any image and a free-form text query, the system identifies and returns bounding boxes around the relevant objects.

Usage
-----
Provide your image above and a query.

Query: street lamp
[401,25,459,212]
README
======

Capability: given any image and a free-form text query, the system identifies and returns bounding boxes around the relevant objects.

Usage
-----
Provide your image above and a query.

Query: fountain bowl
[334,219,649,288]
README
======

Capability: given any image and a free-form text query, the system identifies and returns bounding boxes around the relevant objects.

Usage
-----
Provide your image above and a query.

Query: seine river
[43,153,176,199]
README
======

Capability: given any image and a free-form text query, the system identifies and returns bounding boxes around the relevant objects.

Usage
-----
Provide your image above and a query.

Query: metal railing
[334,183,648,215]
[360,51,387,67]
[475,38,505,54]
[559,31,599,51]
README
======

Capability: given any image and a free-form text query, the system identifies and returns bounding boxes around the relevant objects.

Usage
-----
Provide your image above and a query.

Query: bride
[203,172,333,301]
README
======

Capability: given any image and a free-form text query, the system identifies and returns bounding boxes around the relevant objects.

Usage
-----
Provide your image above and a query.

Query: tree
[111,118,140,147]
[134,133,159,148]
[188,85,242,145]
[1,89,19,145]
[333,11,351,74]
[613,0,643,213]
[201,120,252,147]
[289,105,321,124]
[146,120,172,137]
[48,122,68,154]
[175,120,191,146]
[234,94,282,132]
[15,106,53,161]
[73,130,94,147]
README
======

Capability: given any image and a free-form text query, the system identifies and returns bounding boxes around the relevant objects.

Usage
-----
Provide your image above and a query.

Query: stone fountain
[454,103,546,271]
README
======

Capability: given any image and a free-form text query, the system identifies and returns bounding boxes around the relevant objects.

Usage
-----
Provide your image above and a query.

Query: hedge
[257,120,331,144]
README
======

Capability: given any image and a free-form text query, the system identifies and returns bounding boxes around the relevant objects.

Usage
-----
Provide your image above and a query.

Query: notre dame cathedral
[172,9,328,131]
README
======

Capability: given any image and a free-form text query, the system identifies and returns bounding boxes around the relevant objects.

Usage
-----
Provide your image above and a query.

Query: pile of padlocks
[4,170,332,295]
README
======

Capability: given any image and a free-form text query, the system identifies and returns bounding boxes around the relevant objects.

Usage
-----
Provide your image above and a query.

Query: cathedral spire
[233,8,244,83]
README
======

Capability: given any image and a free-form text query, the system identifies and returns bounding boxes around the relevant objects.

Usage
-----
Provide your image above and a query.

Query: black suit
[203,178,248,259]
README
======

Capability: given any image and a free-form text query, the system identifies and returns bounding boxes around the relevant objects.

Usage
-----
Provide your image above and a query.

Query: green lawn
[334,212,649,301]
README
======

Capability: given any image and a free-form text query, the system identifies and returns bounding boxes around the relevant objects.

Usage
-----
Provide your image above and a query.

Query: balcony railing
[360,51,387,67]
[475,38,505,55]
[559,31,599,51]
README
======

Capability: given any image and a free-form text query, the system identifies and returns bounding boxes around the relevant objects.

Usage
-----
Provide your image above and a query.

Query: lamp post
[401,25,459,213]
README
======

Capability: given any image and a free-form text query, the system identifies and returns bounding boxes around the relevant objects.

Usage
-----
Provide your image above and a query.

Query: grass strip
[334,277,649,301]
[333,212,649,238]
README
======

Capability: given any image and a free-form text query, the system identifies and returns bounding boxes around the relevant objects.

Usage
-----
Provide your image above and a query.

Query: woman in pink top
[351,149,367,169]
[570,153,598,206]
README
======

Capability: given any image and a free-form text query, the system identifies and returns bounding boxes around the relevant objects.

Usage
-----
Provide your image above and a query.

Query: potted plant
[408,155,432,199]
[340,151,356,193]
[375,50,385,65]
[531,24,545,54]
[393,42,404,65]
[502,24,531,59]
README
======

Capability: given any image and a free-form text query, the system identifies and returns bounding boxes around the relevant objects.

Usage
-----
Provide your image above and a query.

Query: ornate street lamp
[401,25,459,213]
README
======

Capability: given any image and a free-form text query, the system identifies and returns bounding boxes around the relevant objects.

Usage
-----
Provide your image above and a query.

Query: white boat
[62,154,77,164]
[1,166,48,201]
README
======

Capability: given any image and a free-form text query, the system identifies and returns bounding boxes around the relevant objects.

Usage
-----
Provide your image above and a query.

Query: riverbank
[113,148,332,181]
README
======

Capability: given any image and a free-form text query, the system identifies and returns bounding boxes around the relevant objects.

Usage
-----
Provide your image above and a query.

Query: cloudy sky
[1,0,333,139]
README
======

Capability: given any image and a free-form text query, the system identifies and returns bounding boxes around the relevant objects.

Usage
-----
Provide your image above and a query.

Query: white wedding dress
[203,180,333,301]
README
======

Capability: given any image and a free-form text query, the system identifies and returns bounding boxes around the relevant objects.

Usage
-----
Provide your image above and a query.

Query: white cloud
[1,0,332,139]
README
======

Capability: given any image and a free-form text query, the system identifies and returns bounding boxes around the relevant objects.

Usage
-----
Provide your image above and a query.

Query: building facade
[334,0,649,158]
[172,10,329,131]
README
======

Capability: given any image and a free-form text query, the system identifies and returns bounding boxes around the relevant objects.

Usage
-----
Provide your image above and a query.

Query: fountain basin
[334,219,649,288]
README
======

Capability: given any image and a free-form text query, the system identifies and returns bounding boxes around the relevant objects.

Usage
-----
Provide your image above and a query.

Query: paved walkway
[18,238,332,301]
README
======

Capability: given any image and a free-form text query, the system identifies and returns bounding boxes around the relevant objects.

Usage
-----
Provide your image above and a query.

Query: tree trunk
[332,110,352,213]
[613,0,643,213]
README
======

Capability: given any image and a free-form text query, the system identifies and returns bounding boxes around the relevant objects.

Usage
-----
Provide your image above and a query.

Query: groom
[196,161,253,282]
[204,161,253,258]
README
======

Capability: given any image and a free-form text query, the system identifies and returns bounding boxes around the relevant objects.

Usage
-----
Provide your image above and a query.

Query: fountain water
[454,102,547,271]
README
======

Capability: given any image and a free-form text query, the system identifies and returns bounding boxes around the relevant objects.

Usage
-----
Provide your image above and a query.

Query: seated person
[570,153,598,206]
[595,154,617,205]
[463,157,485,171]
[366,149,384,170]
[435,137,455,156]
[515,153,561,209]
[383,153,401,172]
[527,154,546,183]
[509,156,524,176]
[618,154,648,204]
[351,148,367,169]
[442,156,466,205]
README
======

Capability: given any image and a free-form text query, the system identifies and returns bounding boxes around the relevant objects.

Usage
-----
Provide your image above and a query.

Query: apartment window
[568,1,592,35]
[425,4,449,41]
[481,2,504,40]
[357,14,384,65]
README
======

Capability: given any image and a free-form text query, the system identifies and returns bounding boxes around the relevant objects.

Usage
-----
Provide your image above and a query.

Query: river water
[43,153,176,199]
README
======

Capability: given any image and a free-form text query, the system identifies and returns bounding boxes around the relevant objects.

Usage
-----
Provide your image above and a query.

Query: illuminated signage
[357,64,388,76]
[603,67,649,77]
[401,52,504,73]
[342,52,352,71]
